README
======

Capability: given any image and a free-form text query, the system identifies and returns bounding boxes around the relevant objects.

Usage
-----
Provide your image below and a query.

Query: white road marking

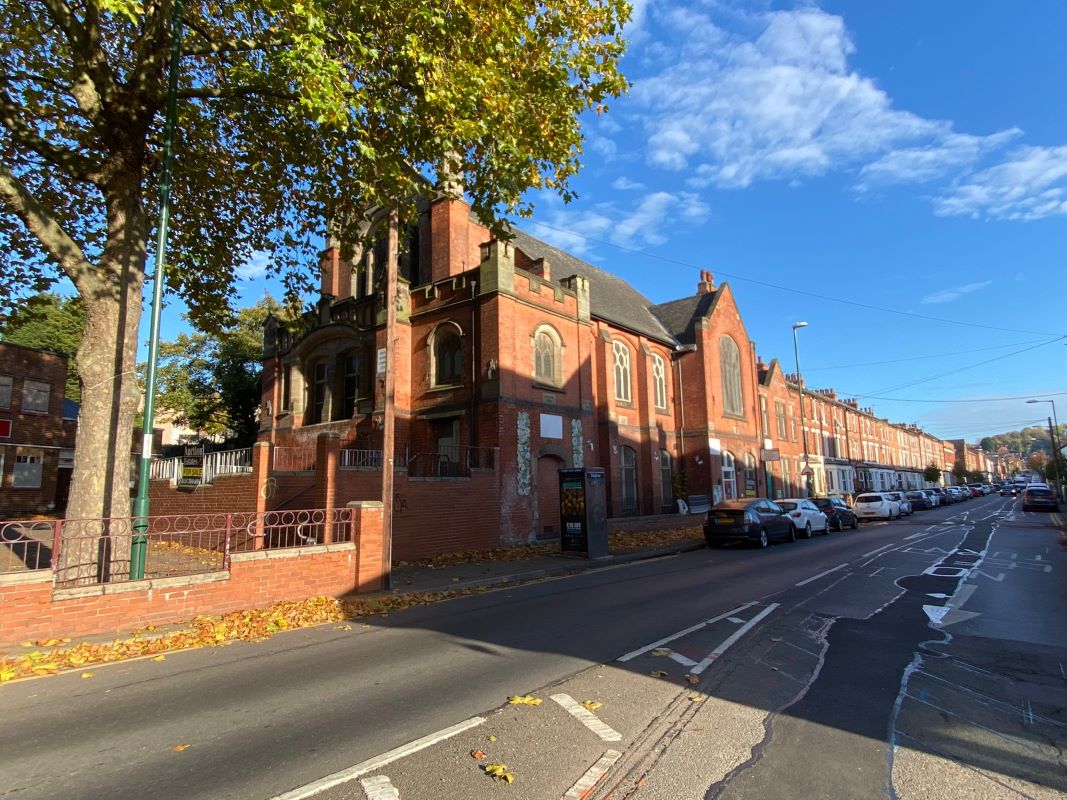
[904,532,928,540]
[862,543,894,558]
[691,603,779,675]
[551,693,623,742]
[563,749,622,799]
[726,617,745,624]
[360,775,399,800]
[795,563,849,587]
[668,652,698,668]
[617,602,757,662]
[268,716,485,800]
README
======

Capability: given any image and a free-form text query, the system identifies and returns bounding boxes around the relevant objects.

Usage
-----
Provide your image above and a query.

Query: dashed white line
[617,602,757,662]
[795,563,849,587]
[691,603,779,675]
[268,716,485,800]
[563,750,622,799]
[904,532,928,540]
[862,543,894,558]
[551,693,623,742]
[668,652,698,668]
[360,775,400,800]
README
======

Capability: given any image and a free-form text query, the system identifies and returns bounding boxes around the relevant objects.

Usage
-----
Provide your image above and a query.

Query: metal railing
[340,449,383,469]
[149,447,253,484]
[0,507,354,586]
[273,446,317,472]
[406,445,498,478]
[150,457,180,481]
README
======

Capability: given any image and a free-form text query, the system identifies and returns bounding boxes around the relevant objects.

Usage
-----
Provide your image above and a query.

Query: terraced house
[237,187,964,560]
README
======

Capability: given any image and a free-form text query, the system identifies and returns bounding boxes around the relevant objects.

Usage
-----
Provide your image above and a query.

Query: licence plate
[714,517,736,525]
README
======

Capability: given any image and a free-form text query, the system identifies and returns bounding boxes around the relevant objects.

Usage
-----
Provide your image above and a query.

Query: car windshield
[856,494,882,503]
[814,499,831,508]
[778,502,797,511]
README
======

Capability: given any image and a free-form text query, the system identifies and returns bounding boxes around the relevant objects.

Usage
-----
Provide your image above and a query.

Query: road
[1,495,1064,799]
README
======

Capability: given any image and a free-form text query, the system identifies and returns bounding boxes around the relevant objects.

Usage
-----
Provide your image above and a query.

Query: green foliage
[981,425,1063,456]
[0,293,85,402]
[155,297,281,447]
[922,463,941,484]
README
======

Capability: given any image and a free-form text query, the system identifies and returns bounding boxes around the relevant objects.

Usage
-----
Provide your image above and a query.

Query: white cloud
[589,134,618,159]
[630,6,1021,195]
[612,176,645,190]
[934,145,1067,220]
[528,191,708,256]
[920,280,992,305]
[235,251,270,280]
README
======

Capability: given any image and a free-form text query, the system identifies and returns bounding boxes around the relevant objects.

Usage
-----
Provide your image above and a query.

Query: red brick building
[0,342,78,515]
[247,191,967,559]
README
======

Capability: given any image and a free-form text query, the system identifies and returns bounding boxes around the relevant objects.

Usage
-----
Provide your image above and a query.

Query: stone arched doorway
[535,453,566,540]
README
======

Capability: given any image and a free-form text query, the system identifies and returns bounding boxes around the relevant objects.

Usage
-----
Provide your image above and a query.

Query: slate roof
[648,292,719,346]
[509,228,677,346]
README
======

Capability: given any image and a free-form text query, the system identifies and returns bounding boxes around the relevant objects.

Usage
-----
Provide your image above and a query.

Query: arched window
[744,453,757,496]
[430,323,463,387]
[613,341,632,402]
[651,354,667,410]
[722,451,737,500]
[533,325,563,387]
[720,336,743,416]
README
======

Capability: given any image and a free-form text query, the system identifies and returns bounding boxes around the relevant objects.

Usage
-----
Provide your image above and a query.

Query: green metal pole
[132,0,186,579]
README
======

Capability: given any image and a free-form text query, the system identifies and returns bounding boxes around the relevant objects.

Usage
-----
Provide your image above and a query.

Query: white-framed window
[760,396,769,437]
[651,354,667,410]
[430,322,464,387]
[22,379,50,413]
[13,447,44,488]
[533,325,563,387]
[722,451,737,500]
[719,336,743,416]
[776,401,787,439]
[0,374,11,409]
[612,340,632,403]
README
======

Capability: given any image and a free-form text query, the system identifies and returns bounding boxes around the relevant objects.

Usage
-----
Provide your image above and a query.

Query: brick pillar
[316,432,340,543]
[251,441,272,550]
[347,500,385,592]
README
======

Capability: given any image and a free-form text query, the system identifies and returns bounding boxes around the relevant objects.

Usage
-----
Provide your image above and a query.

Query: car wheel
[788,525,797,543]
[850,517,859,530]
[757,527,769,548]
[803,522,813,539]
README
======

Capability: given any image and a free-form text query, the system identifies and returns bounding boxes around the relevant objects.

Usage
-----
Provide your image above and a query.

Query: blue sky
[185,0,1067,443]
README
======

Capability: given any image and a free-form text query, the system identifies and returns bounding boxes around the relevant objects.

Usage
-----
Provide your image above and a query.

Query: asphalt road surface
[1,495,1064,800]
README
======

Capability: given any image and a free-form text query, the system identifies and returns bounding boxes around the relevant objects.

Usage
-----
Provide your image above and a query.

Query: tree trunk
[61,183,148,585]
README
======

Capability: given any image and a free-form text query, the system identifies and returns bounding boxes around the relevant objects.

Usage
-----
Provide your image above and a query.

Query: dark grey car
[703,498,797,548]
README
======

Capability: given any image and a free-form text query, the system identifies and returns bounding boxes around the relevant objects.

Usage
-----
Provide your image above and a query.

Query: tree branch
[0,161,94,288]
[176,85,299,101]
[0,89,102,180]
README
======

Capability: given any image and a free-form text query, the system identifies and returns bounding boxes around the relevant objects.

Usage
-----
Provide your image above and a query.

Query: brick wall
[148,474,258,515]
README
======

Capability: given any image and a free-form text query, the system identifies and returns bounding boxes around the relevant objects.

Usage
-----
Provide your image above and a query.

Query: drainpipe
[470,279,478,449]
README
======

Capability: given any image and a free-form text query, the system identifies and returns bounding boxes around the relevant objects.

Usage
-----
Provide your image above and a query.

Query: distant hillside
[980,424,1065,455]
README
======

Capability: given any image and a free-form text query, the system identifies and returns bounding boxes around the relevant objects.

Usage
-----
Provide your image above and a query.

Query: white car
[854,492,902,521]
[777,498,830,538]
[884,491,912,516]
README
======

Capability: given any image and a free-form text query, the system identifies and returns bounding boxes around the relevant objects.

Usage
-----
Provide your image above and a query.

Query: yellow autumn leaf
[152,655,166,662]
[80,672,94,679]
[580,700,602,712]
[488,735,497,742]
[650,670,668,678]
[484,763,514,782]
[689,694,703,702]
[502,773,515,784]
[172,744,191,752]
[507,695,542,706]
[335,624,352,631]
[651,648,671,657]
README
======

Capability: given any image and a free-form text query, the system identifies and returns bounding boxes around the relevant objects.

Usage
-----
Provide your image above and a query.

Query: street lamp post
[792,322,810,497]
[1027,399,1063,497]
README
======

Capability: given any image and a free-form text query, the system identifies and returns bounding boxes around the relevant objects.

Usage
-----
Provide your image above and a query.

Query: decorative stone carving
[517,412,531,495]
[571,419,584,468]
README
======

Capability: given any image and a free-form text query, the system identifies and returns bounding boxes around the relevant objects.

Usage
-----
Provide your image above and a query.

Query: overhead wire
[523,220,1067,337]
[803,338,1053,371]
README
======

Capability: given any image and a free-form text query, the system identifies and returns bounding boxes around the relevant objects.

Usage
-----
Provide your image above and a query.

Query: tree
[1027,452,1048,475]
[0,293,86,402]
[1,0,630,537]
[923,464,941,485]
[155,297,279,447]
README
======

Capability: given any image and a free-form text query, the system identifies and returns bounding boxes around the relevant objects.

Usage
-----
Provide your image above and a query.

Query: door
[535,455,564,539]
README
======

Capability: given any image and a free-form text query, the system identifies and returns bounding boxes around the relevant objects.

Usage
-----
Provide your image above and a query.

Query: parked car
[703,499,796,548]
[930,487,953,504]
[906,490,933,510]
[884,491,912,516]
[967,485,983,498]
[813,496,859,531]
[1021,486,1059,512]
[854,492,901,521]
[947,487,967,501]
[777,498,830,537]
[922,489,941,507]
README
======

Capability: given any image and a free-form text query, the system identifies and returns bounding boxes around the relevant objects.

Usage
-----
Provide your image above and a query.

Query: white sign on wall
[376,347,387,374]
[708,438,721,457]
[540,413,563,440]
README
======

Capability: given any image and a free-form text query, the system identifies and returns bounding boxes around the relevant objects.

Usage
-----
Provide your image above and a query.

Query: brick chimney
[697,269,716,294]
[319,246,352,300]
[429,196,472,284]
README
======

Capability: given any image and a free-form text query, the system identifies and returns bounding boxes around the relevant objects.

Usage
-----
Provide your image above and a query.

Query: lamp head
[793,321,809,330]
[1026,399,1039,404]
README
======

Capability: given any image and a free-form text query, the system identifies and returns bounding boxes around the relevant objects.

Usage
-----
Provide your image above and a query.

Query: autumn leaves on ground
[0,527,700,685]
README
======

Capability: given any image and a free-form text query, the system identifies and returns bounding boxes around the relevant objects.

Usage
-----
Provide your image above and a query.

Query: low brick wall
[0,543,358,649]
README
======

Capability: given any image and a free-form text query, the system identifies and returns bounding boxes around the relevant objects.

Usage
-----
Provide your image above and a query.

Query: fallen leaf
[650,648,671,657]
[689,694,703,702]
[488,735,497,742]
[507,694,542,706]
[470,749,487,760]
[171,744,191,752]
[650,670,668,678]
[484,763,514,783]
[80,672,94,679]
[685,675,700,685]
[152,655,166,662]
[335,624,352,631]
[580,700,603,713]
